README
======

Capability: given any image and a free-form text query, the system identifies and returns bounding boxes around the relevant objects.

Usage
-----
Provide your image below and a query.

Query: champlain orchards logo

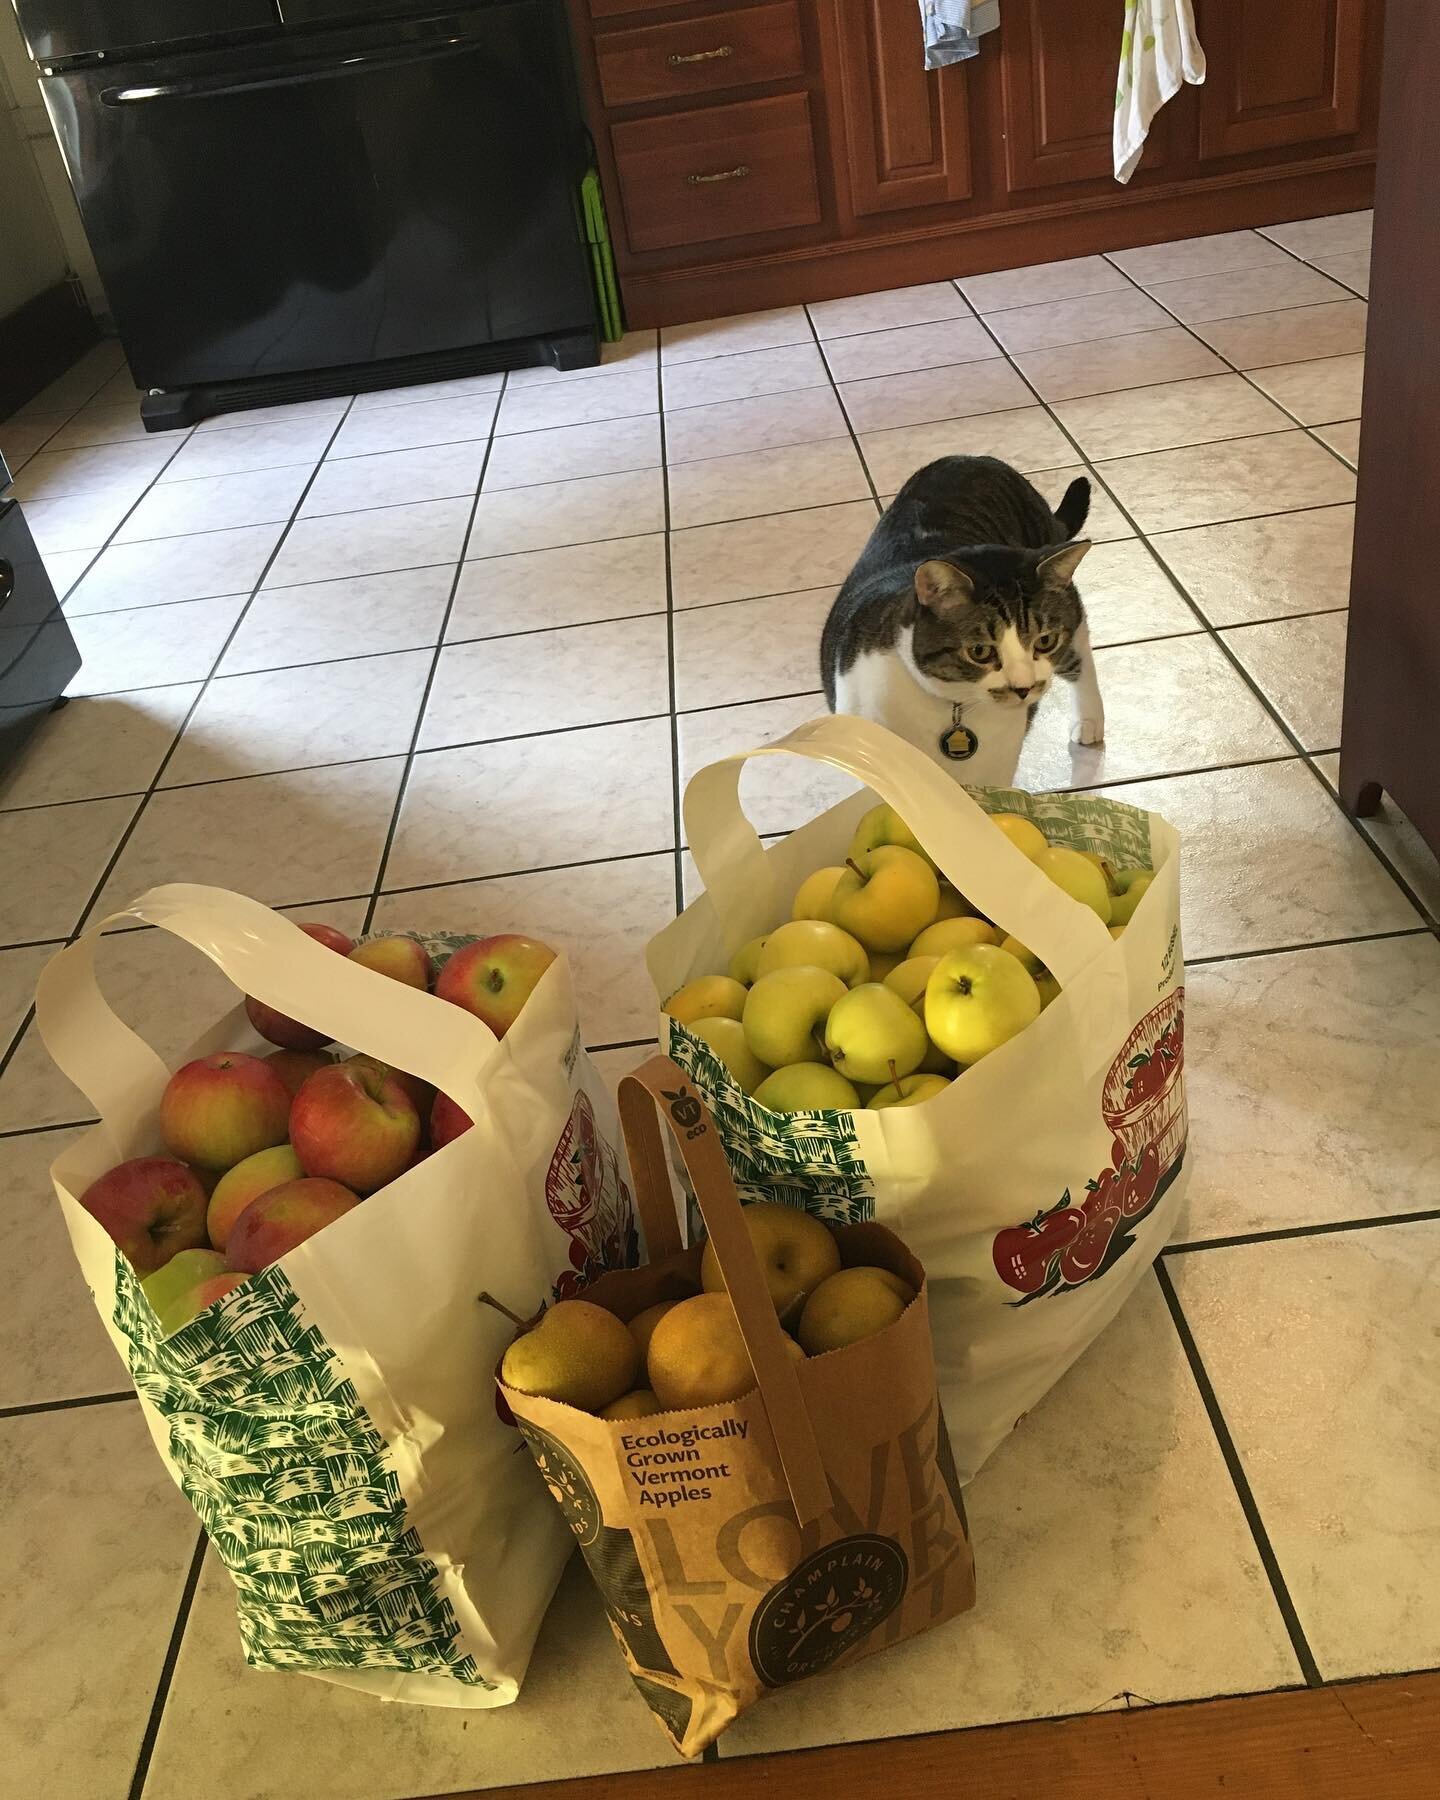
[748,1534,909,1687]
[992,992,1186,1305]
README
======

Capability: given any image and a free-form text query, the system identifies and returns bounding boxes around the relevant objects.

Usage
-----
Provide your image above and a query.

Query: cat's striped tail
[1054,476,1091,538]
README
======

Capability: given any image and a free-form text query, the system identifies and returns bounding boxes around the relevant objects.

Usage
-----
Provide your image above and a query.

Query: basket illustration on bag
[1102,990,1187,1174]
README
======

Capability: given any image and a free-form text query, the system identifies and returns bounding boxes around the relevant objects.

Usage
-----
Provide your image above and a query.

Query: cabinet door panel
[1198,0,1367,158]
[833,0,971,216]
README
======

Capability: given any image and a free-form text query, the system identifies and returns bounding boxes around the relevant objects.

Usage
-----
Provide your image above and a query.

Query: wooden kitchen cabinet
[567,0,1384,326]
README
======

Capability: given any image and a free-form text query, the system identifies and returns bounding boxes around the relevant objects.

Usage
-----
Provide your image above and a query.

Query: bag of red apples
[35,882,640,1707]
[497,1056,976,1757]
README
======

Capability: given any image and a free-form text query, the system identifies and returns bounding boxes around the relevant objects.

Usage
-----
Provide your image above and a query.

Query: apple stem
[888,1060,899,1090]
[477,1290,529,1330]
[845,858,866,880]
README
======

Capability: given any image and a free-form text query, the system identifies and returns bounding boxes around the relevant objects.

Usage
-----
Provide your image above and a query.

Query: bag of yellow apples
[649,716,1187,1486]
[496,1055,975,1758]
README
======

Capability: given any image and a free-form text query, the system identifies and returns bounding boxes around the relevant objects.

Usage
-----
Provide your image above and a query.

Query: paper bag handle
[618,1057,833,1529]
[34,883,502,1133]
[683,714,1116,991]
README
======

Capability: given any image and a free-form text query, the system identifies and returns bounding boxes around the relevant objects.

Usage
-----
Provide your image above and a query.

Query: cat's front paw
[1073,716,1105,748]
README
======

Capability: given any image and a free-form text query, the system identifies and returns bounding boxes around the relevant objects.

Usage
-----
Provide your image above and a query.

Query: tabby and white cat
[820,455,1104,787]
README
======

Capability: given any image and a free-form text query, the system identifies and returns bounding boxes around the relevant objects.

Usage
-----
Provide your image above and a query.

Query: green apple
[869,1073,951,1110]
[847,802,936,870]
[991,812,1047,861]
[909,916,1000,959]
[830,845,940,953]
[1034,847,1112,923]
[1109,871,1155,925]
[756,919,869,988]
[792,866,849,921]
[1113,867,1154,894]
[689,1016,770,1094]
[141,1248,229,1333]
[824,982,928,1086]
[663,975,748,1026]
[743,966,847,1067]
[728,935,769,986]
[925,944,1041,1065]
[754,1063,860,1113]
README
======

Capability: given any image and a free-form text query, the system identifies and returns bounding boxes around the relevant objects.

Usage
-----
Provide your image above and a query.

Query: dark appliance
[0,459,82,771]
[15,0,600,428]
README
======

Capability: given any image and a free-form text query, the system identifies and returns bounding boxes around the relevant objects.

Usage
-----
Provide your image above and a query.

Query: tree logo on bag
[992,991,1186,1305]
[749,1534,908,1687]
[546,1093,639,1302]
[516,1421,602,1548]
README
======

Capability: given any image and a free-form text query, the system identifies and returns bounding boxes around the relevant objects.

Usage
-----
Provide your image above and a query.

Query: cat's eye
[1033,631,1060,653]
[967,643,998,665]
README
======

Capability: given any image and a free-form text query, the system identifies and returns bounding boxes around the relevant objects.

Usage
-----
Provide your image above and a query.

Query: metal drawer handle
[668,45,735,65]
[687,165,750,185]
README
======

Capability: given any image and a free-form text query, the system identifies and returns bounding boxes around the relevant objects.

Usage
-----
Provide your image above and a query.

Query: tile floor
[4,207,1440,1798]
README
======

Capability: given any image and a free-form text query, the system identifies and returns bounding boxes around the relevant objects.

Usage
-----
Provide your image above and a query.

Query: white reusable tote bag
[36,884,641,1707]
[649,718,1188,1482]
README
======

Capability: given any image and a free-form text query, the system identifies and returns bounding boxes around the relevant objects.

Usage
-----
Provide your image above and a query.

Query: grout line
[655,349,687,918]
[375,845,678,902]
[802,304,884,516]
[126,1526,209,1800]
[1164,1207,1440,1256]
[0,1389,135,1419]
[1185,926,1436,967]
[1152,1262,1324,1687]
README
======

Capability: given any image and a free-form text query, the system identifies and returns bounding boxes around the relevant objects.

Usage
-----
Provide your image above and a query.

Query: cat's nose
[1009,684,1033,699]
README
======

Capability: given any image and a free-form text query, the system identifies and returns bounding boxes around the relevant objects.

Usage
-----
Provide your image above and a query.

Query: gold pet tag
[939,722,979,760]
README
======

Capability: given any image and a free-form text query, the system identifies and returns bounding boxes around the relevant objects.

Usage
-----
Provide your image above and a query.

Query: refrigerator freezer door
[15,1,280,65]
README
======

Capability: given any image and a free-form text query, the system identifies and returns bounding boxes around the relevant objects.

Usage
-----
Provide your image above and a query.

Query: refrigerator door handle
[100,34,487,105]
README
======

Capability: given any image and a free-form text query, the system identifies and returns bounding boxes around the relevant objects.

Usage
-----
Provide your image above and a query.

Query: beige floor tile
[493,368,657,435]
[678,693,858,839]
[1315,420,1360,465]
[1313,754,1440,925]
[1259,210,1372,261]
[299,441,485,517]
[838,359,1033,434]
[821,317,999,383]
[724,1280,1300,1756]
[93,759,405,919]
[64,523,283,615]
[448,534,666,639]
[192,397,348,434]
[1151,504,1354,627]
[1176,936,1440,1242]
[43,402,157,451]
[809,280,972,338]
[115,464,310,543]
[1030,467,1133,543]
[664,386,847,465]
[158,417,336,481]
[661,341,828,410]
[0,794,137,946]
[507,329,657,386]
[265,497,471,588]
[1092,759,1421,959]
[221,565,452,674]
[1248,354,1364,426]
[0,940,49,1052]
[418,615,670,749]
[1077,538,1199,647]
[588,1041,659,1100]
[674,588,834,710]
[1018,633,1288,793]
[1,413,68,467]
[984,288,1171,353]
[2,1403,200,1800]
[144,1552,671,1800]
[1146,261,1348,323]
[465,468,664,558]
[1221,611,1347,750]
[958,253,1128,314]
[39,546,96,598]
[660,305,812,364]
[349,371,503,411]
[1310,251,1370,297]
[385,718,673,889]
[1108,229,1293,285]
[13,439,175,502]
[1097,432,1354,533]
[860,405,1072,493]
[374,853,675,1049]
[21,489,136,554]
[667,437,869,530]
[1055,373,1291,461]
[669,500,878,609]
[482,413,661,491]
[0,686,196,808]
[1191,301,1368,370]
[66,593,249,694]
[326,391,499,458]
[1170,1222,1440,1678]
[1013,326,1227,402]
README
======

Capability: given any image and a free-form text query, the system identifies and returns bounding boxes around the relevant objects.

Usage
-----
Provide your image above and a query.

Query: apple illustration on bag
[1058,1177,1124,1285]
[991,1201,1085,1293]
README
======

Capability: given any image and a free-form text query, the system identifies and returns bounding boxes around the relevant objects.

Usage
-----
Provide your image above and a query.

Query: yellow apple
[1109,924,1126,941]
[824,982,928,1086]
[792,866,849,921]
[883,954,940,1011]
[868,1073,951,1109]
[743,966,847,1066]
[909,916,1001,959]
[689,1016,770,1094]
[830,845,940,953]
[1079,849,1119,893]
[1113,867,1154,893]
[847,801,935,869]
[1109,872,1155,925]
[998,934,1045,977]
[934,886,971,920]
[797,1266,914,1355]
[1036,973,1062,1006]
[663,974,748,1027]
[756,919,869,988]
[925,943,1041,1065]
[1034,846,1113,922]
[990,812,1047,861]
[728,935,769,986]
[700,1199,841,1321]
[753,1063,860,1113]
[866,948,905,982]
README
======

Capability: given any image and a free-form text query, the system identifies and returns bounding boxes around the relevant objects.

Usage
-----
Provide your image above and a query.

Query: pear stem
[477,1291,530,1330]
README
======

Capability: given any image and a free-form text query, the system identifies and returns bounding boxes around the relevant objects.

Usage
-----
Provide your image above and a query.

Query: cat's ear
[1036,540,1092,587]
[914,560,975,617]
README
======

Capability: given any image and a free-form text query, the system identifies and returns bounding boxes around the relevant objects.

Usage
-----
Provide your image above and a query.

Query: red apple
[263,1048,332,1098]
[227,1178,361,1273]
[79,1157,210,1275]
[160,1051,291,1171]
[289,1062,420,1193]
[430,1090,474,1150]
[347,936,434,990]
[207,1143,304,1251]
[434,934,556,1036]
[342,1054,433,1123]
[243,922,356,1051]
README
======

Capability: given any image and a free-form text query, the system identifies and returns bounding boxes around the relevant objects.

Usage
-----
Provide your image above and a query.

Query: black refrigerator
[16,0,600,427]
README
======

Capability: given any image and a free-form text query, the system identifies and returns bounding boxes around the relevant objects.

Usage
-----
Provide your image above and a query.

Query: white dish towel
[1114,0,1206,182]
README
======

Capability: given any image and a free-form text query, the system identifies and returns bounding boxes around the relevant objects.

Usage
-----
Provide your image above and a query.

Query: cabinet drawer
[612,92,821,252]
[596,3,805,109]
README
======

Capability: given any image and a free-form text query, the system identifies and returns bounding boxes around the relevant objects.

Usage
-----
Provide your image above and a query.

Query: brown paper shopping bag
[498,1056,976,1756]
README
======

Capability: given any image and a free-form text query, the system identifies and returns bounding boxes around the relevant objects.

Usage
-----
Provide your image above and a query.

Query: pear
[647,1293,758,1408]
[797,1266,914,1355]
[600,1389,663,1421]
[628,1300,679,1359]
[500,1300,639,1414]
